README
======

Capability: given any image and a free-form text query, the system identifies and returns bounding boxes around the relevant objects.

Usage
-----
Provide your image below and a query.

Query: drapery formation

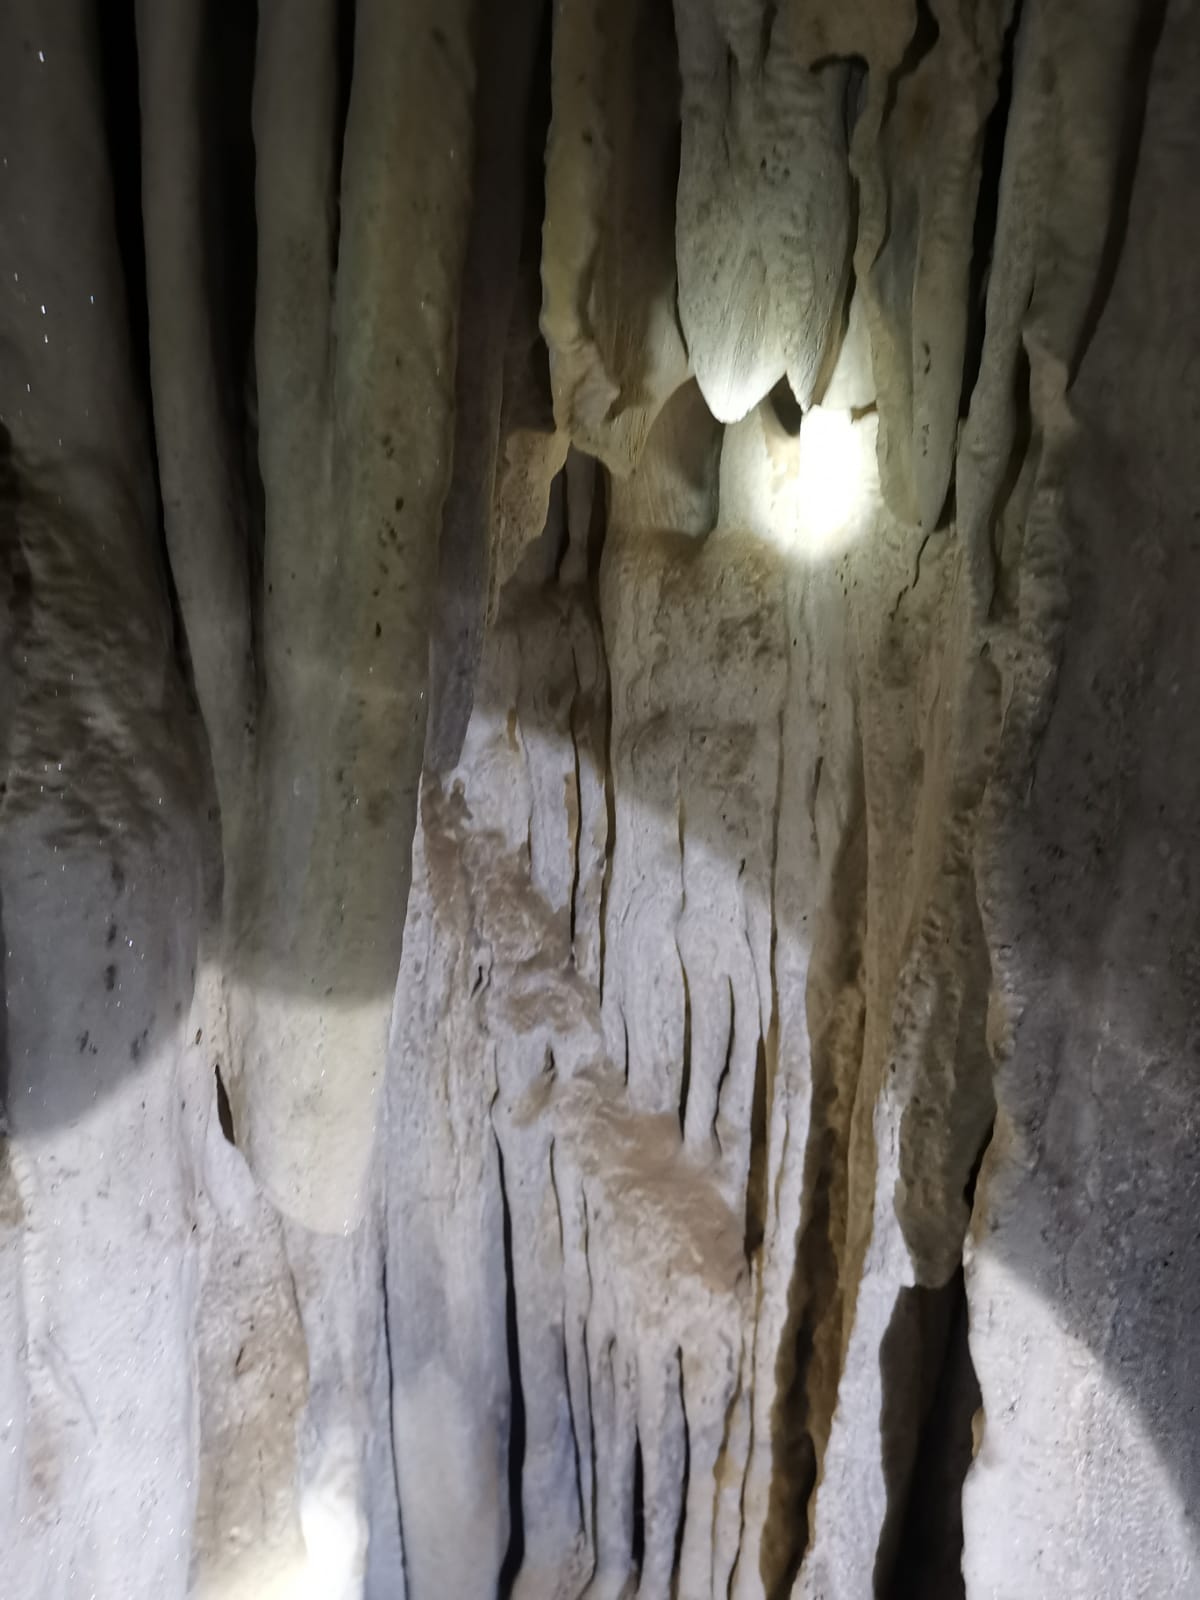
[1,2,1196,1597]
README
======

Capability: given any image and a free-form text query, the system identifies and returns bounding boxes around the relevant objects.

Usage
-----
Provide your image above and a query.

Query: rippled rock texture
[1,1,1197,1596]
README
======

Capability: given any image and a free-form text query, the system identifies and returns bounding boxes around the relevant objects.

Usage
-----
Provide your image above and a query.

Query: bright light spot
[721,399,879,562]
[190,1548,310,1600]
[299,1474,365,1600]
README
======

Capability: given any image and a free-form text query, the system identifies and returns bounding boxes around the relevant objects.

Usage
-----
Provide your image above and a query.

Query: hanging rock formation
[1,1,1197,1597]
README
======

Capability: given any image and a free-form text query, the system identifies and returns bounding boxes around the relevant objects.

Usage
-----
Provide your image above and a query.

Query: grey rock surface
[0,1,1196,1597]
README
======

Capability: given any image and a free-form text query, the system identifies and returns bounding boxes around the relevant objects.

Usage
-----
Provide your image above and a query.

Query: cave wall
[1,1,1198,1597]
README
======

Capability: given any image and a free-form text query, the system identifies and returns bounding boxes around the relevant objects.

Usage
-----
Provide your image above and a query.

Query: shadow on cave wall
[402,5,1198,1590]
[1,1,1198,1595]
[0,420,18,1131]
[969,0,1200,1535]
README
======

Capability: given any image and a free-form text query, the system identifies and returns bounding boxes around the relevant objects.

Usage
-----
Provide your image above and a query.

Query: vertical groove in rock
[957,0,1022,425]
[425,0,546,772]
[379,1245,408,1596]
[596,482,616,1012]
[329,0,356,274]
[874,1268,980,1600]
[495,1130,527,1598]
[762,752,868,1597]
[631,1429,646,1579]
[678,956,693,1135]
[98,1,152,408]
[672,1348,691,1594]
[744,1034,770,1260]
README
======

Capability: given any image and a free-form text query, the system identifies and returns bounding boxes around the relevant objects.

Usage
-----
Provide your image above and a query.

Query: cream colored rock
[1,2,1197,1597]
[542,0,690,470]
[137,0,479,1232]
[674,0,855,421]
[851,0,1013,528]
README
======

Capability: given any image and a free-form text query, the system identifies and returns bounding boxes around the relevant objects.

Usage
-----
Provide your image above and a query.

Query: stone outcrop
[1,2,1197,1598]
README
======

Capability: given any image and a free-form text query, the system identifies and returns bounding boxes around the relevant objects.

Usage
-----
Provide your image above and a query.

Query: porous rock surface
[0,2,1197,1598]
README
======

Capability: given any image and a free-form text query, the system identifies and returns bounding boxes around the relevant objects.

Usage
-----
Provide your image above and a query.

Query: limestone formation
[1,1,1197,1598]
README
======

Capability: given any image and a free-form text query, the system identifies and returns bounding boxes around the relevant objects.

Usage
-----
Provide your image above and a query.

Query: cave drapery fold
[1,1,1197,1597]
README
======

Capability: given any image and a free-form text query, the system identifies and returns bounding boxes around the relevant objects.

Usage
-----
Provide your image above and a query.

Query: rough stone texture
[541,0,690,470]
[0,11,203,1592]
[674,0,855,422]
[964,1,1200,1593]
[137,0,477,1231]
[1,2,1198,1598]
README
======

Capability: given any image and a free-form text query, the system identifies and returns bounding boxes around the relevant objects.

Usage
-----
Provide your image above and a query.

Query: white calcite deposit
[1,1,1197,1597]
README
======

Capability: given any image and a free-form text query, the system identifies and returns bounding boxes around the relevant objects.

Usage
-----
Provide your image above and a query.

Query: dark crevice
[594,0,681,424]
[677,787,691,1134]
[844,56,869,142]
[330,0,357,275]
[594,471,615,1006]
[518,465,567,587]
[873,1273,976,1600]
[678,961,693,1135]
[99,3,197,707]
[762,755,868,1598]
[958,0,1021,421]
[97,3,152,421]
[631,1430,646,1578]
[671,1351,690,1595]
[548,467,572,577]
[712,980,736,1151]
[809,55,869,147]
[568,651,584,960]
[768,377,804,438]
[874,1125,993,1599]
[426,0,548,773]
[380,1243,410,1595]
[581,1194,600,1555]
[196,1,261,688]
[562,1325,586,1535]
[495,1132,527,1597]
[761,1166,820,1598]
[964,1117,993,1210]
[494,0,555,438]
[744,1032,769,1258]
[586,460,609,584]
[214,1064,236,1145]
[759,1,779,68]
[198,1,259,392]
[881,0,940,126]
[506,0,556,431]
